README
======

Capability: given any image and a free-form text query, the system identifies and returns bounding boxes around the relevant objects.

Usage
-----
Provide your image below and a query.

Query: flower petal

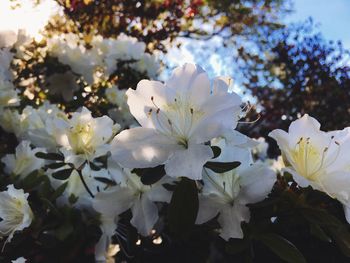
[165,144,213,180]
[111,127,181,168]
[130,194,158,236]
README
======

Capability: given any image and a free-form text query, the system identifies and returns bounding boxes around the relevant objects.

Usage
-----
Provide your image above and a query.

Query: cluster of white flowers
[0,62,279,261]
[4,49,350,262]
[46,33,159,86]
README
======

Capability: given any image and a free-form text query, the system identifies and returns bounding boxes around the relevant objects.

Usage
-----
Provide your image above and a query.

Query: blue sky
[286,0,350,49]
[165,0,350,80]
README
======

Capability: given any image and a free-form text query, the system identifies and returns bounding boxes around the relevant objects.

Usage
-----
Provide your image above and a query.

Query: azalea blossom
[0,185,33,243]
[196,139,276,240]
[2,141,45,178]
[53,107,119,168]
[269,114,350,222]
[50,165,108,209]
[111,63,243,180]
[93,170,172,260]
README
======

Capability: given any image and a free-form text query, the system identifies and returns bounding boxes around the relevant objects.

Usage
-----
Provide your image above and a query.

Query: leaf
[68,194,79,205]
[133,165,166,185]
[226,238,250,254]
[51,182,68,201]
[90,162,102,171]
[301,207,341,227]
[51,168,73,180]
[310,224,331,242]
[46,162,66,169]
[168,177,199,237]
[211,146,221,159]
[204,161,241,173]
[162,183,178,191]
[94,177,116,186]
[328,227,350,257]
[35,152,64,161]
[258,233,306,263]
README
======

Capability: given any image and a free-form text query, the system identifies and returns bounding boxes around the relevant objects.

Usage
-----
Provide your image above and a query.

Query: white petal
[111,127,180,168]
[93,186,134,218]
[196,195,221,224]
[130,194,158,236]
[283,167,311,188]
[238,163,276,204]
[344,205,350,224]
[166,63,205,94]
[165,144,213,180]
[218,203,250,240]
[190,105,241,144]
[147,177,173,203]
[126,80,173,129]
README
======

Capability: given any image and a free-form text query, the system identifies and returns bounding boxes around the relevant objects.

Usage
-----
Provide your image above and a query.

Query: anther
[190,108,194,114]
[156,108,160,114]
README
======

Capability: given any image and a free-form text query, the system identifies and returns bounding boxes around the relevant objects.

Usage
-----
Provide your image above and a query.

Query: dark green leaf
[329,227,350,257]
[310,224,331,242]
[258,233,306,263]
[46,162,66,169]
[68,194,79,205]
[133,165,166,185]
[301,207,341,227]
[51,182,68,200]
[95,177,116,186]
[36,152,64,161]
[162,183,177,191]
[226,238,250,254]
[211,146,221,159]
[204,161,241,173]
[90,162,102,171]
[51,168,73,180]
[168,177,199,237]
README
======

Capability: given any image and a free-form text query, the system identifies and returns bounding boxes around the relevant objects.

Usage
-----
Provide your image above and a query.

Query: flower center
[290,136,340,181]
[148,96,204,147]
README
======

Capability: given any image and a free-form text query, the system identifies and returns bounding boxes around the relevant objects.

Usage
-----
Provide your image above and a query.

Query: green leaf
[68,194,79,205]
[204,161,241,173]
[258,233,306,263]
[90,162,102,171]
[95,177,116,186]
[310,224,331,242]
[133,165,166,185]
[168,177,199,237]
[55,223,74,241]
[211,146,221,159]
[51,168,73,180]
[301,207,341,227]
[51,182,68,201]
[329,227,350,257]
[36,152,64,161]
[46,162,66,170]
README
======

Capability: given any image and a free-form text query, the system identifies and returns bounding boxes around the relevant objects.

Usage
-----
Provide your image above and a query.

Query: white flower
[0,30,18,48]
[93,170,171,260]
[0,80,19,108]
[2,141,45,178]
[54,107,119,167]
[12,257,26,263]
[0,185,33,242]
[111,63,242,180]
[252,137,269,160]
[269,114,350,222]
[14,103,67,149]
[196,139,276,240]
[51,165,108,209]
